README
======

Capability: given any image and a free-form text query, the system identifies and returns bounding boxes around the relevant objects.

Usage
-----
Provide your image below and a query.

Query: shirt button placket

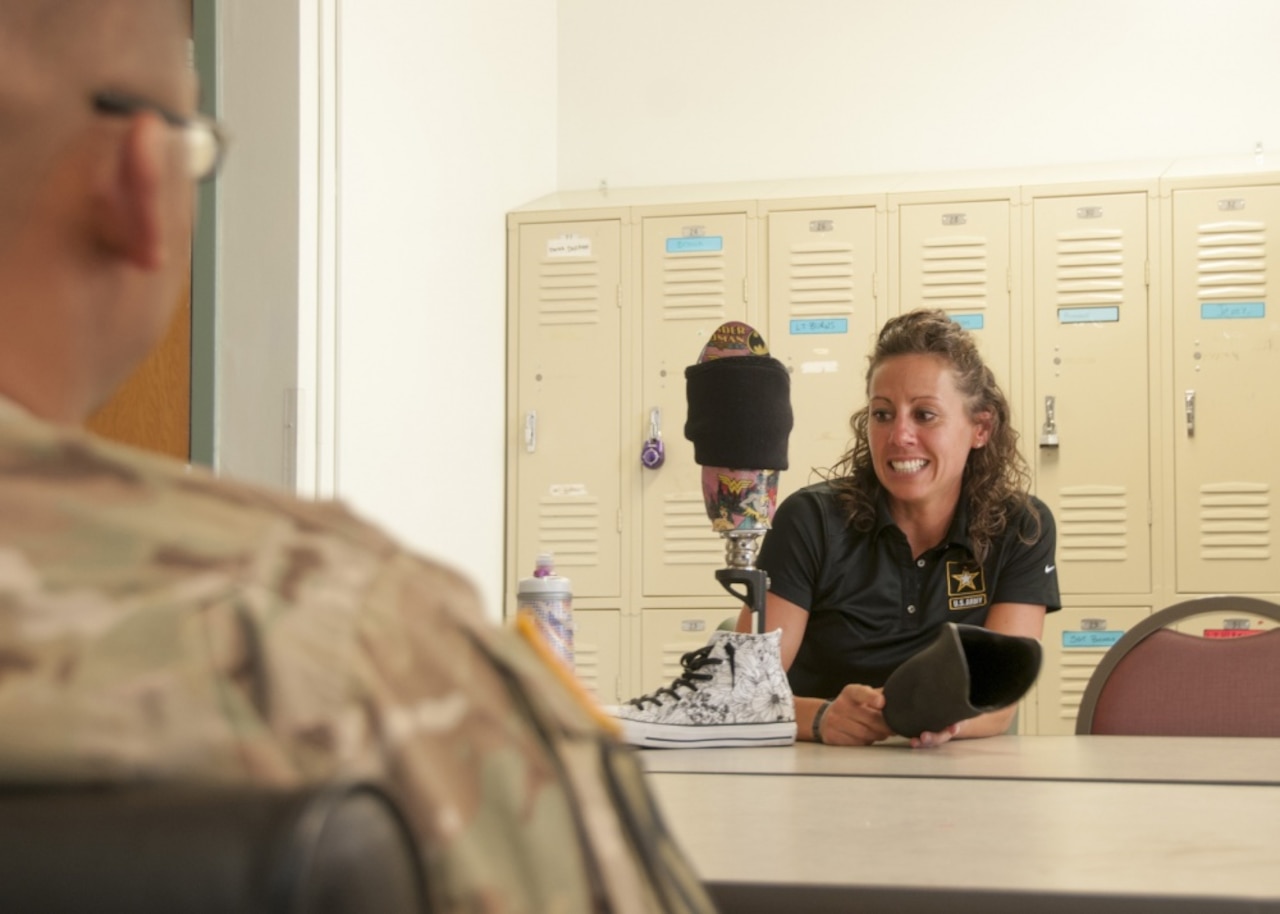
[904,551,923,626]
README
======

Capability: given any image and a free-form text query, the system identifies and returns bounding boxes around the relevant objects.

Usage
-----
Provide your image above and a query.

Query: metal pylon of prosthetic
[714,531,769,634]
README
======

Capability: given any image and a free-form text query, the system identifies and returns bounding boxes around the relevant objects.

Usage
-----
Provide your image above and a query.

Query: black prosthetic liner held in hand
[684,356,793,469]
[882,623,1043,738]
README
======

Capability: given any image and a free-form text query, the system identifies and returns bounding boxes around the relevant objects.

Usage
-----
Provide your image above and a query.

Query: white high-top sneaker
[609,629,796,749]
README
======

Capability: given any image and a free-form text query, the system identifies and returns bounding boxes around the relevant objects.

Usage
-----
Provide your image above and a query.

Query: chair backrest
[1076,596,1280,736]
[0,781,429,914]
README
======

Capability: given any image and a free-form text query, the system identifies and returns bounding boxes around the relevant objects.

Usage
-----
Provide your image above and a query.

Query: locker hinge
[742,277,749,303]
[616,284,622,308]
[872,271,880,302]
[1007,267,1013,293]
[617,508,623,533]
[1144,260,1151,287]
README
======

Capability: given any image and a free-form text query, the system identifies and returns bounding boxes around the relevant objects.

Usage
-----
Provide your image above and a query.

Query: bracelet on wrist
[812,699,834,743]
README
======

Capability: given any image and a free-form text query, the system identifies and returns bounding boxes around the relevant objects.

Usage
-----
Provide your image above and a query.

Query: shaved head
[0,0,191,244]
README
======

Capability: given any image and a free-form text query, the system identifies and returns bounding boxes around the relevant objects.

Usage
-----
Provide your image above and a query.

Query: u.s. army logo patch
[947,561,988,611]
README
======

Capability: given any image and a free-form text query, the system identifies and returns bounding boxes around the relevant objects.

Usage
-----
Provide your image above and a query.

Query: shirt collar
[872,488,975,553]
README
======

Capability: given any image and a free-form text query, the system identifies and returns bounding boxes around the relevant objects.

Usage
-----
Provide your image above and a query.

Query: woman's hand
[817,684,894,746]
[909,722,961,749]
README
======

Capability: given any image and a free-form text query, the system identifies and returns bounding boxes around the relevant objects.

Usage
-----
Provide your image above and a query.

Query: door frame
[191,0,217,467]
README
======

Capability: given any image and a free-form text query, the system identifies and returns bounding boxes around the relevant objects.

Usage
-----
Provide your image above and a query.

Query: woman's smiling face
[867,353,991,516]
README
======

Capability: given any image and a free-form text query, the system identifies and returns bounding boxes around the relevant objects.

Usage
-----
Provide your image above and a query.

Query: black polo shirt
[759,481,1061,699]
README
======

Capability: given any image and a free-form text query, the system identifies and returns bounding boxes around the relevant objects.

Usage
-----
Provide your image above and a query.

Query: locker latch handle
[525,410,537,453]
[1185,390,1195,437]
[1039,396,1059,448]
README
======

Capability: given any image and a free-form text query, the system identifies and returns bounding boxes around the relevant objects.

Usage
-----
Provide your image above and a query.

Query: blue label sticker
[1063,631,1125,649]
[950,314,984,331]
[790,318,850,335]
[1201,301,1265,320]
[1059,306,1120,324]
[665,236,724,254]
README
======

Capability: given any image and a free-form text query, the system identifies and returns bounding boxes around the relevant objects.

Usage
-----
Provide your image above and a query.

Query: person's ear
[971,411,993,449]
[91,112,168,271]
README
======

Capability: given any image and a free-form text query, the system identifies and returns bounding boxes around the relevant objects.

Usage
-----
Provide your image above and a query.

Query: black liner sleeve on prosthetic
[683,356,793,469]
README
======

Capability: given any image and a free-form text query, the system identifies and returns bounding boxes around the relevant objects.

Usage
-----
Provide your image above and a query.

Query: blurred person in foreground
[0,3,713,912]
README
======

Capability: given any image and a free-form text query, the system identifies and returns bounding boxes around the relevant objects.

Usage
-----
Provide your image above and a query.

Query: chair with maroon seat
[1075,596,1280,736]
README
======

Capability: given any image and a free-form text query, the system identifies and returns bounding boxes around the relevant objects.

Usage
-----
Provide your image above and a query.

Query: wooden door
[85,288,191,460]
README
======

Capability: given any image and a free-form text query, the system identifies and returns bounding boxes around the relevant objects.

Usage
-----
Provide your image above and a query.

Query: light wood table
[650,770,1280,912]
[640,734,1280,785]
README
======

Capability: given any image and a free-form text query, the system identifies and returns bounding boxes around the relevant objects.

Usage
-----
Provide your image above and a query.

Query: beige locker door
[1172,186,1280,593]
[639,608,736,696]
[515,220,622,599]
[641,213,750,597]
[1032,193,1152,595]
[1035,605,1151,735]
[1167,608,1277,637]
[767,207,880,504]
[896,200,1013,390]
[573,609,623,705]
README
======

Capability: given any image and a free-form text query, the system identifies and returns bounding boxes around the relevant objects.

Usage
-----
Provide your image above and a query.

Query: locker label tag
[666,236,724,254]
[1062,631,1125,649]
[790,318,848,335]
[1201,302,1265,320]
[1059,307,1119,324]
[547,235,592,258]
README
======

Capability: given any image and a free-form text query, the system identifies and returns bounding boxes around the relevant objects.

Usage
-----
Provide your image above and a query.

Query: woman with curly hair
[740,309,1060,748]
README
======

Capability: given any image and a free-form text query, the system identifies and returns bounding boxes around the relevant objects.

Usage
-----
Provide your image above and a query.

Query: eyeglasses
[91,90,228,182]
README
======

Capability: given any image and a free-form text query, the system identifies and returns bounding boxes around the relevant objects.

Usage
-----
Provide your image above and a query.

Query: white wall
[558,0,1280,188]
[218,0,557,617]
[334,1,557,615]
[217,0,1278,619]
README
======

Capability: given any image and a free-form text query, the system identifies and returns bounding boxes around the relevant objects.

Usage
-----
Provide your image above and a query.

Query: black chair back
[0,781,429,914]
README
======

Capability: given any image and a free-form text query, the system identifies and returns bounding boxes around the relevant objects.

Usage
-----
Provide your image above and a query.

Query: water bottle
[517,553,574,670]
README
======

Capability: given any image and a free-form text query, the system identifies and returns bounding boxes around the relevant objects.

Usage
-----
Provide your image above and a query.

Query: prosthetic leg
[684,321,793,634]
[606,320,797,748]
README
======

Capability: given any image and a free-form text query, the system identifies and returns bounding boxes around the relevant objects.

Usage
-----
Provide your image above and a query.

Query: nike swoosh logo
[1045,565,1056,574]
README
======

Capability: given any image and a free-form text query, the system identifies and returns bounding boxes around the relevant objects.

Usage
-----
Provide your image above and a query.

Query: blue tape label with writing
[790,318,849,335]
[1059,306,1120,324]
[666,236,724,254]
[1201,301,1265,320]
[950,313,984,331]
[1063,631,1125,649]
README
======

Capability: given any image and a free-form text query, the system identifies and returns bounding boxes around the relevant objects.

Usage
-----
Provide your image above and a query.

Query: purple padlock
[641,437,665,469]
[641,408,665,469]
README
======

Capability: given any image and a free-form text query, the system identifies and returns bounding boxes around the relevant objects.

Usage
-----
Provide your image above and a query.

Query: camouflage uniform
[0,397,715,914]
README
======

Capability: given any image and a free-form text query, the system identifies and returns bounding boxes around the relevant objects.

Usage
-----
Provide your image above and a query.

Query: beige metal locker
[573,609,623,705]
[513,220,624,598]
[894,199,1013,390]
[639,608,736,696]
[641,210,753,597]
[1031,192,1153,595]
[765,206,882,504]
[1033,605,1151,734]
[1166,604,1279,637]
[1171,185,1280,593]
